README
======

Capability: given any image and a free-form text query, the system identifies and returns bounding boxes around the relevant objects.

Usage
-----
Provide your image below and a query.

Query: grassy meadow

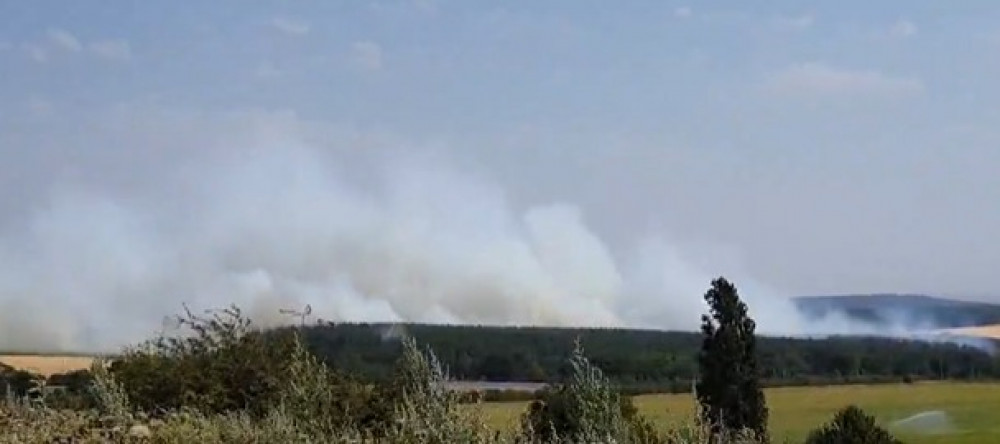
[479,382,1000,444]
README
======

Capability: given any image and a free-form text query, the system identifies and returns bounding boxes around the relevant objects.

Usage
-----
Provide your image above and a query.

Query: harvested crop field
[0,354,96,377]
[939,324,1000,340]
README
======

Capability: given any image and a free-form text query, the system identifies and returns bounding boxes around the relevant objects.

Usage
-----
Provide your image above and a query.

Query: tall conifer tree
[696,277,769,441]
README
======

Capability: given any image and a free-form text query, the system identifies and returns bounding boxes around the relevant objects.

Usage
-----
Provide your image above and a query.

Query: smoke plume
[0,111,968,352]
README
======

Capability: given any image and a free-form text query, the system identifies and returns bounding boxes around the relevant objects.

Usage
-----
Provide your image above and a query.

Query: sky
[2,1,1000,349]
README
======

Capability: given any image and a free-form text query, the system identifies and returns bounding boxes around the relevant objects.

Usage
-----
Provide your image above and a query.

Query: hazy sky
[2,0,1000,305]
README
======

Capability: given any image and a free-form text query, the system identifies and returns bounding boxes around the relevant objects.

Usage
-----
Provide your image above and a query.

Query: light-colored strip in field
[0,355,96,377]
[446,381,548,392]
[936,324,1000,340]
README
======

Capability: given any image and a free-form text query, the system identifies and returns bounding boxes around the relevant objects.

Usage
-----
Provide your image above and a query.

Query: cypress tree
[696,277,769,442]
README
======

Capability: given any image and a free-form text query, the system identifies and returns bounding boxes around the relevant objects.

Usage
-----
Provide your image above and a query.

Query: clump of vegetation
[107,304,303,417]
[519,340,661,443]
[804,405,902,444]
[0,363,45,401]
[0,299,515,442]
[380,337,502,443]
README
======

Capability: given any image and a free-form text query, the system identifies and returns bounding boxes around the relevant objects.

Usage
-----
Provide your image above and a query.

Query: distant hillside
[793,294,1000,329]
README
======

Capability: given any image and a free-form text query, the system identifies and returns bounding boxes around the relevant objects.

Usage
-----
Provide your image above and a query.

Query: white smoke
[0,110,951,353]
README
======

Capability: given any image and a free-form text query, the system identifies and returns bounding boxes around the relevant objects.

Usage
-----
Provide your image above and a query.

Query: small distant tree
[805,405,902,444]
[695,277,769,442]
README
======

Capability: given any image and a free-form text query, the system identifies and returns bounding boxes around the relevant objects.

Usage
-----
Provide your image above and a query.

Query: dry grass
[0,354,96,377]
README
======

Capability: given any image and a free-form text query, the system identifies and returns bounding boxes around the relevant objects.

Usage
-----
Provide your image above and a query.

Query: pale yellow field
[939,324,1000,340]
[0,354,96,377]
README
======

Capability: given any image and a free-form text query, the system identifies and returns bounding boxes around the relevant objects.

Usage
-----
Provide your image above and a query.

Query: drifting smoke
[0,114,979,353]
[379,324,409,343]
[0,132,788,352]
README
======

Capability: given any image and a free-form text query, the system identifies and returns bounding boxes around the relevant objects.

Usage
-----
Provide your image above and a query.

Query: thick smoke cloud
[0,109,944,353]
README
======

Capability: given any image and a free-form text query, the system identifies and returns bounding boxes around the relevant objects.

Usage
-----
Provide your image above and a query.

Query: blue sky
[3,1,1000,347]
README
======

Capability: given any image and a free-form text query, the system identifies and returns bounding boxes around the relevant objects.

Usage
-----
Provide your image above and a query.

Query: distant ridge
[792,293,1000,329]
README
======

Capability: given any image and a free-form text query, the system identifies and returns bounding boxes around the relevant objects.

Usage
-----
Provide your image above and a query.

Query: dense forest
[296,322,1000,393]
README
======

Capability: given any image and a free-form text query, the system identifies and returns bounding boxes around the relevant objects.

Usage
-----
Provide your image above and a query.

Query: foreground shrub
[519,340,662,443]
[659,418,764,444]
[276,329,382,437]
[0,365,42,400]
[0,397,344,443]
[107,304,386,435]
[379,336,502,443]
[44,368,101,410]
[1,326,498,442]
[804,405,902,444]
[109,304,298,416]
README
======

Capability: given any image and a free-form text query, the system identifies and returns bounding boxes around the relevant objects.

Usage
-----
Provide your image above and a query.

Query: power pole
[279,304,313,326]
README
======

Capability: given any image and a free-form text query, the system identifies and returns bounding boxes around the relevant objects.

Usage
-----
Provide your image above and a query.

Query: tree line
[291,316,999,394]
[6,308,996,401]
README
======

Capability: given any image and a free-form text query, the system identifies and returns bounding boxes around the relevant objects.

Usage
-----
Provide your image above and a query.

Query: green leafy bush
[519,340,663,443]
[804,405,902,444]
[107,303,377,427]
[108,304,297,416]
[378,337,503,443]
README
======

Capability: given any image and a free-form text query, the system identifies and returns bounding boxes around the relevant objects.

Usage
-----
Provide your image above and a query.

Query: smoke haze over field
[4,3,1000,352]
[0,114,807,351]
[0,109,977,353]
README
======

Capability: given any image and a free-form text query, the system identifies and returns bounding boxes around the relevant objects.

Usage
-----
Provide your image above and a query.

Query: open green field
[478,382,1000,444]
